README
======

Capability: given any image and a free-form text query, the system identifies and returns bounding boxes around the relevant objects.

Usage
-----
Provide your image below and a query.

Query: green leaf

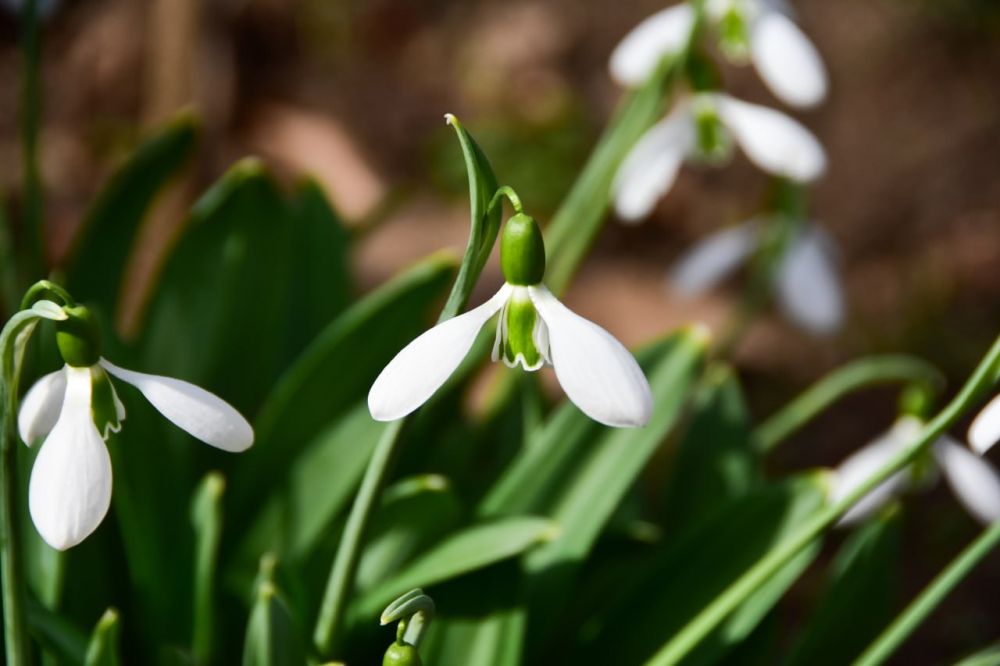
[191,472,225,665]
[521,327,709,609]
[231,255,457,515]
[955,644,1000,666]
[440,115,501,319]
[243,556,304,666]
[352,517,558,622]
[784,507,902,666]
[63,113,199,315]
[26,598,88,665]
[423,607,525,666]
[236,403,383,567]
[356,475,463,593]
[84,609,122,666]
[660,363,761,534]
[582,474,828,665]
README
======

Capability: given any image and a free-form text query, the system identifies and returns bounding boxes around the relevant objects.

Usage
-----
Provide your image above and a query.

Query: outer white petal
[774,226,845,334]
[610,4,696,86]
[29,366,112,551]
[100,359,253,452]
[750,9,828,108]
[715,95,826,181]
[934,438,1000,524]
[612,105,694,222]
[18,367,67,446]
[368,285,512,421]
[968,394,1000,455]
[670,221,759,295]
[528,285,652,427]
[832,419,917,525]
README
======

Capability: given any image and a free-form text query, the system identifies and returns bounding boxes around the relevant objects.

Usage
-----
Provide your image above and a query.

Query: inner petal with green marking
[493,287,550,371]
[692,96,733,165]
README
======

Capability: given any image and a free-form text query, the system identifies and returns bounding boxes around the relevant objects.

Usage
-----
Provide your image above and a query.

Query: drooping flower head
[369,206,653,428]
[18,303,253,550]
[611,0,828,109]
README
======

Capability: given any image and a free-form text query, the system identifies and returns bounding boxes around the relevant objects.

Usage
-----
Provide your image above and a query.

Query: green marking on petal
[718,5,751,62]
[498,289,547,371]
[692,99,732,165]
[91,365,124,440]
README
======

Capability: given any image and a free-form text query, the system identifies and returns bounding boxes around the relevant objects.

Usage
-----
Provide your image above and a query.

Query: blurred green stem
[753,355,943,454]
[19,0,44,282]
[191,473,225,665]
[648,333,1000,666]
[855,520,1000,666]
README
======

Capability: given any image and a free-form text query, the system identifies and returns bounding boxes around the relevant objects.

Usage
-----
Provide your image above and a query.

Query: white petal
[969,394,1000,455]
[934,438,1000,524]
[774,226,845,334]
[18,368,67,446]
[610,4,696,86]
[528,285,652,427]
[715,95,826,181]
[750,9,828,108]
[613,105,694,222]
[29,366,112,550]
[29,299,68,320]
[100,359,253,452]
[832,420,916,525]
[368,285,512,421]
[670,221,759,295]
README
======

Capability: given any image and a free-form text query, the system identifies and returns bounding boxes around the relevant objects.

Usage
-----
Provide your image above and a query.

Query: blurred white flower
[831,417,1000,526]
[368,283,653,428]
[19,359,253,550]
[613,93,825,221]
[969,393,1000,455]
[670,220,844,334]
[610,0,828,108]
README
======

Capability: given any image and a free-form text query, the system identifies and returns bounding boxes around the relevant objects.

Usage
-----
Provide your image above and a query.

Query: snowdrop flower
[369,210,653,428]
[831,417,1000,526]
[670,219,844,334]
[610,0,827,108]
[18,304,253,550]
[969,393,1000,455]
[613,93,825,222]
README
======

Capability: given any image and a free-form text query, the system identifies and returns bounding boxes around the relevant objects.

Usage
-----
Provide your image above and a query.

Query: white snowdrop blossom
[610,0,828,108]
[613,93,826,222]
[670,220,844,334]
[968,393,1000,455]
[369,213,653,428]
[19,357,253,550]
[831,417,1000,526]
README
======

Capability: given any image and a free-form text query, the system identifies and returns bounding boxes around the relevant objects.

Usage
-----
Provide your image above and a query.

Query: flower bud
[55,305,101,368]
[500,213,546,286]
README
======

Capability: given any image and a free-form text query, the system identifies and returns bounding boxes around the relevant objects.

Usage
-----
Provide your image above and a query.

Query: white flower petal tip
[669,222,758,296]
[968,394,1000,455]
[18,368,67,446]
[935,439,1000,525]
[100,360,254,453]
[716,96,826,181]
[368,286,512,422]
[29,366,112,551]
[775,228,845,335]
[528,286,652,428]
[613,108,692,222]
[750,10,828,108]
[831,425,913,526]
[610,4,695,86]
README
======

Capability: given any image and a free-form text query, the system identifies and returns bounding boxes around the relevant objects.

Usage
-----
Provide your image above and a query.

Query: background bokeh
[1,0,999,661]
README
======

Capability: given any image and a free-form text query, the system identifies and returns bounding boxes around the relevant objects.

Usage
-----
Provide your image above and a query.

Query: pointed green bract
[84,609,122,666]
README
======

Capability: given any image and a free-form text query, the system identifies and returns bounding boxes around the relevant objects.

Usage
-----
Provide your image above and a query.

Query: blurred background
[1,0,999,661]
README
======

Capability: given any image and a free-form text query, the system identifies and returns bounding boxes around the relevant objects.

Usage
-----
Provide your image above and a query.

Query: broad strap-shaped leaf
[64,113,199,316]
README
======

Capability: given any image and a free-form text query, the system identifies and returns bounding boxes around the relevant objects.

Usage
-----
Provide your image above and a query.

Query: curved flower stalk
[369,194,653,428]
[17,304,253,551]
[831,417,1000,526]
[670,219,844,334]
[612,93,826,221]
[968,393,1000,455]
[611,0,828,108]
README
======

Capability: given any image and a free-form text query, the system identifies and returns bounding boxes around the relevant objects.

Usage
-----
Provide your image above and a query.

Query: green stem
[753,355,943,454]
[18,0,44,282]
[648,334,1000,666]
[489,186,524,217]
[854,520,1000,666]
